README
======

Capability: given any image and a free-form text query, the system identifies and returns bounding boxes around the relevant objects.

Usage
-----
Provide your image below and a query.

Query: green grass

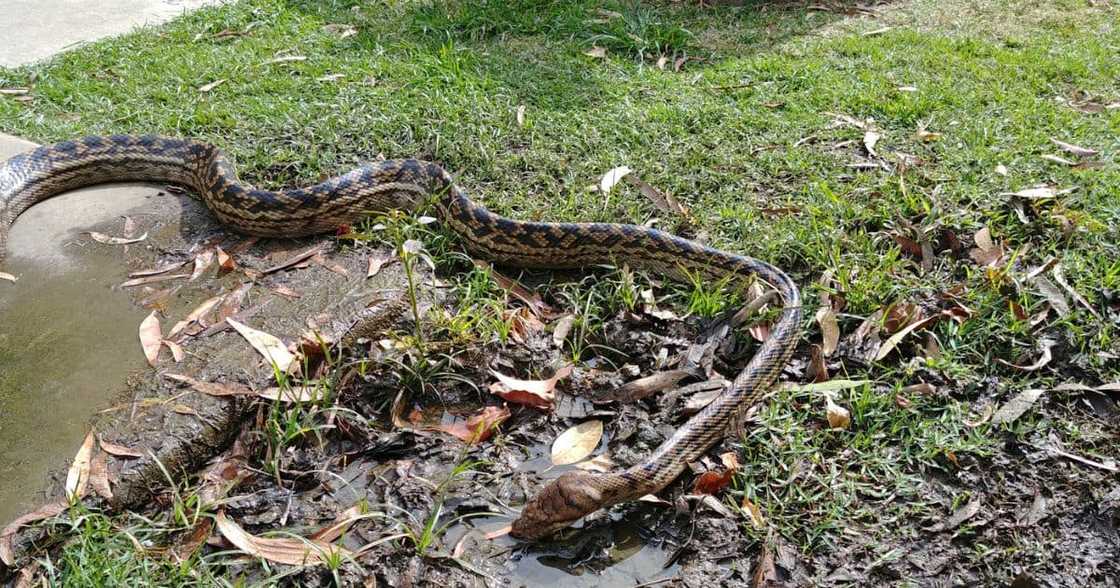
[2,0,1118,583]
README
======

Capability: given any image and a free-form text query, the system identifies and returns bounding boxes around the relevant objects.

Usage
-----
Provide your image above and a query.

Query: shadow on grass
[278,0,879,115]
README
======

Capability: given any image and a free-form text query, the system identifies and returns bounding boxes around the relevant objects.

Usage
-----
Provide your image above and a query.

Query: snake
[0,135,801,540]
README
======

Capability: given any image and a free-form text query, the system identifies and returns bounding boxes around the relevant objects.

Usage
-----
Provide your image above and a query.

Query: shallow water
[0,190,151,525]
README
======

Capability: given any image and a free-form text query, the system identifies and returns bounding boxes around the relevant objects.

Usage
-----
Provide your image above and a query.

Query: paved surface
[1,133,163,264]
[0,0,222,67]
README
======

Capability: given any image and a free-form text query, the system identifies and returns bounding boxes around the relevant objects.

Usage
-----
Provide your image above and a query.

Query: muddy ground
[2,193,1116,586]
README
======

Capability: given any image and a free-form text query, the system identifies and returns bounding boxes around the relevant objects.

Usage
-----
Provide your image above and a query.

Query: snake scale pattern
[0,135,801,540]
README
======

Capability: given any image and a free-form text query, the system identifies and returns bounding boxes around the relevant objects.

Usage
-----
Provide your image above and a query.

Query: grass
[1,0,1117,583]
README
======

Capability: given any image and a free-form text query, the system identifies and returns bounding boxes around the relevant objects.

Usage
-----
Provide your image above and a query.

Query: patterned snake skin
[0,135,801,540]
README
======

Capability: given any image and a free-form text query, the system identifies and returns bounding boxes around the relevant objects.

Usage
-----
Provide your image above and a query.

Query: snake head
[510,471,609,541]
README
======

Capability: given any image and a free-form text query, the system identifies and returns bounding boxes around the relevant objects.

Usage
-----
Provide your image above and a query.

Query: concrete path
[0,0,222,68]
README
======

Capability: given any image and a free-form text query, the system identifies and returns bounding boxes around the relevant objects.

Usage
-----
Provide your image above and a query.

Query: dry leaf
[1052,264,1099,318]
[139,311,163,367]
[168,295,223,339]
[65,431,96,500]
[599,166,632,194]
[311,253,349,276]
[741,497,765,529]
[310,505,366,542]
[874,315,937,361]
[656,55,669,70]
[626,174,689,218]
[584,46,607,59]
[825,396,851,430]
[489,365,572,410]
[815,306,839,356]
[436,405,511,443]
[784,380,870,393]
[599,370,692,403]
[996,339,1054,372]
[87,231,147,245]
[270,284,302,299]
[323,24,357,38]
[1041,154,1075,166]
[991,388,1045,425]
[128,261,187,278]
[915,125,941,142]
[551,420,603,465]
[262,55,307,65]
[692,469,735,495]
[0,501,68,566]
[751,544,780,588]
[552,314,576,347]
[263,245,325,274]
[257,385,321,404]
[1031,275,1070,317]
[198,79,226,92]
[216,511,346,566]
[165,373,254,397]
[190,249,214,281]
[995,164,1009,176]
[98,438,143,458]
[227,318,297,373]
[927,497,981,532]
[0,272,16,282]
[163,340,185,362]
[120,273,190,287]
[215,246,236,274]
[366,252,393,278]
[473,260,557,317]
[1050,138,1097,157]
[806,344,829,383]
[1002,187,1058,199]
[89,449,113,500]
[863,130,881,158]
[516,104,526,126]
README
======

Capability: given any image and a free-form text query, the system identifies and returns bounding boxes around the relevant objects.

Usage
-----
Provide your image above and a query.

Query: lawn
[1,0,1117,585]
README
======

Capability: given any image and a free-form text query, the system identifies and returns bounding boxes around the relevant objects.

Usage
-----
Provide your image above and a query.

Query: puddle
[0,188,155,525]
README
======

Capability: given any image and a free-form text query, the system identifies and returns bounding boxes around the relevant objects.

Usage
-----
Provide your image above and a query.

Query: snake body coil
[0,135,801,539]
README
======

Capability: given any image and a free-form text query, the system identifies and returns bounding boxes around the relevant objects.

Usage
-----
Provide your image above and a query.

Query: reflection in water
[0,247,146,525]
[509,518,679,586]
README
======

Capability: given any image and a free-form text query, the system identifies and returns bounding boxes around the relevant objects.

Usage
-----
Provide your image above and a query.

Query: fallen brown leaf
[139,311,163,367]
[263,245,324,274]
[215,246,236,274]
[168,295,223,339]
[996,339,1054,372]
[87,231,147,245]
[991,388,1045,425]
[473,260,557,317]
[0,501,68,566]
[825,396,851,430]
[489,365,572,410]
[65,431,96,500]
[89,448,113,500]
[436,405,511,443]
[551,420,603,465]
[599,370,692,403]
[227,318,297,373]
[198,79,226,92]
[366,252,394,278]
[1050,138,1097,157]
[626,174,689,219]
[815,306,839,356]
[927,497,981,532]
[120,273,191,287]
[215,510,347,566]
[98,438,143,458]
[128,261,187,278]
